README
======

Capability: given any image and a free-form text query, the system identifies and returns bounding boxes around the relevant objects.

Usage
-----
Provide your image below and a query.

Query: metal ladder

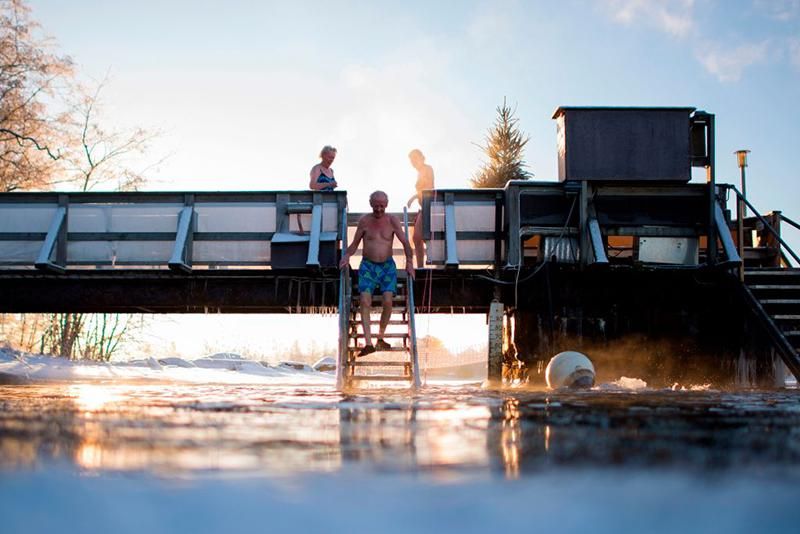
[336,209,421,389]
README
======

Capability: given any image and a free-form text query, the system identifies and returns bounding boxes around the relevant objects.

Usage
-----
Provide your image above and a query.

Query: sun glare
[69,385,122,412]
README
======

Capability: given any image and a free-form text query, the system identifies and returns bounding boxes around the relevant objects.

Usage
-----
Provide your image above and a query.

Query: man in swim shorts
[339,191,415,356]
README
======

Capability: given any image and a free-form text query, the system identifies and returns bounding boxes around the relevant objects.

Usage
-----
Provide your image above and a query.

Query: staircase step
[350,308,406,314]
[351,333,408,339]
[760,299,800,305]
[774,315,800,321]
[348,346,408,353]
[784,330,800,337]
[349,375,413,382]
[351,361,409,367]
[349,320,407,326]
[748,285,800,291]
[745,272,800,283]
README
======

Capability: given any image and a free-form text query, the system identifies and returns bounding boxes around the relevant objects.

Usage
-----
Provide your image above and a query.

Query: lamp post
[735,149,750,216]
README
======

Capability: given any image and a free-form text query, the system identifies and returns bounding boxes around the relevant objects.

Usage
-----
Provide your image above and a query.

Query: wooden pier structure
[1,107,798,388]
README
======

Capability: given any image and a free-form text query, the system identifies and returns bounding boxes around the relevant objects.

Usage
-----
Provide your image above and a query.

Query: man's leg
[360,291,373,348]
[357,260,377,356]
[378,290,393,345]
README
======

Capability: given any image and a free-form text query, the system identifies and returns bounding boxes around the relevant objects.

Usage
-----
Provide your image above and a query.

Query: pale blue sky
[28,0,800,217]
[22,0,800,357]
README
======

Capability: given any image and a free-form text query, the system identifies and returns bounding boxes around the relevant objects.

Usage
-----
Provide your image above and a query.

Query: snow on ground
[0,347,334,385]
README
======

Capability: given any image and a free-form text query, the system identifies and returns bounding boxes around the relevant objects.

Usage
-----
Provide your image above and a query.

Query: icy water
[3,382,800,534]
[2,382,800,477]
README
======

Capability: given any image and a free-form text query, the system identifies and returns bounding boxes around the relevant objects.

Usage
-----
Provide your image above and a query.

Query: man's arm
[339,218,365,268]
[391,216,415,278]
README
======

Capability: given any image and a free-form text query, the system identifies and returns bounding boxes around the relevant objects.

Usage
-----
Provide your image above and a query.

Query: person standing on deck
[309,145,338,191]
[405,149,434,267]
[339,191,415,356]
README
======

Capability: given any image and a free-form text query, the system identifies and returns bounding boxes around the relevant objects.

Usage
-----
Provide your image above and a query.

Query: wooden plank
[349,375,412,382]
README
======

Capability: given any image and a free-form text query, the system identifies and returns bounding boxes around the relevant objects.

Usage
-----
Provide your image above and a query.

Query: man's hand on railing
[339,254,350,270]
[405,261,415,280]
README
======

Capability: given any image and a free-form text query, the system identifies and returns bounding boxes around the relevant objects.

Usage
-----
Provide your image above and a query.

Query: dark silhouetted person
[406,149,434,267]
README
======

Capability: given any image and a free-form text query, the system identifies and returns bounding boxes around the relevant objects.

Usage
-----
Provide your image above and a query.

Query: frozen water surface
[1,373,800,533]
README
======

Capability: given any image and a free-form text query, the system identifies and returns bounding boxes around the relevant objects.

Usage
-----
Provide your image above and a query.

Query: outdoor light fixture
[735,149,750,170]
[735,149,750,216]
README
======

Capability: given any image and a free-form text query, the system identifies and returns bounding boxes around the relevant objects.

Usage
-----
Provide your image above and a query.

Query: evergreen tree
[471,99,531,188]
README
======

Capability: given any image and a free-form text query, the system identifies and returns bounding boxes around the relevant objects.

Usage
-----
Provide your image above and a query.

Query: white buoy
[545,351,595,389]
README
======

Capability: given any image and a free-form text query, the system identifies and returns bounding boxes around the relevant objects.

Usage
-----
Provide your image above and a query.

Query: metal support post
[487,300,504,384]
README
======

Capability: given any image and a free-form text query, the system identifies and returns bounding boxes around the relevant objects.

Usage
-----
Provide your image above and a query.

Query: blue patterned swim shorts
[358,258,397,295]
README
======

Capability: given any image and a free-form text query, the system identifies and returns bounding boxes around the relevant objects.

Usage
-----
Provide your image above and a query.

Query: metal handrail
[403,208,421,389]
[336,206,350,389]
[780,213,800,233]
[724,185,800,268]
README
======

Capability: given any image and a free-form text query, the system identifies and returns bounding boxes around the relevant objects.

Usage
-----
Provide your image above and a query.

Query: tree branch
[0,127,60,159]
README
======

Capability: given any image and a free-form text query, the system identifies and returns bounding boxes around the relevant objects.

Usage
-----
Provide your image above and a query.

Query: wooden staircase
[335,208,421,390]
[742,268,800,379]
[339,273,420,388]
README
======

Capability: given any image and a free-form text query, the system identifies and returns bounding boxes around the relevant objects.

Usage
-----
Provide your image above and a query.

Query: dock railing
[5,185,791,276]
[504,181,734,268]
[719,184,800,278]
[403,208,421,389]
[336,205,351,389]
[0,191,348,271]
[420,188,505,269]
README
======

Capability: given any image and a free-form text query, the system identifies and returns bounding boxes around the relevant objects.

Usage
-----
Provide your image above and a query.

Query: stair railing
[779,213,800,268]
[722,185,800,279]
[403,208,421,389]
[336,206,351,389]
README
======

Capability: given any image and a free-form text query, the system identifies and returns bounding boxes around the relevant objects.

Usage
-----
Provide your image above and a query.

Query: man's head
[408,149,425,169]
[369,191,388,218]
[320,145,337,167]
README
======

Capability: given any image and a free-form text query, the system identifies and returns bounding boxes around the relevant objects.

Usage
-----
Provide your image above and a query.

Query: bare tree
[61,75,162,192]
[1,2,162,361]
[41,76,162,360]
[0,0,72,192]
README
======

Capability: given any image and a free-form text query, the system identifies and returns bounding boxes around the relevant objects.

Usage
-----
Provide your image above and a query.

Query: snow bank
[0,348,334,385]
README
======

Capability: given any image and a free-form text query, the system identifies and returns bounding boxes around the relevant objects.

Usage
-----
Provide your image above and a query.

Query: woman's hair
[320,145,337,158]
[408,149,424,161]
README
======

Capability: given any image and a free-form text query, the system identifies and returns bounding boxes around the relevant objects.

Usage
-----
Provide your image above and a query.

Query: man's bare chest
[364,219,393,241]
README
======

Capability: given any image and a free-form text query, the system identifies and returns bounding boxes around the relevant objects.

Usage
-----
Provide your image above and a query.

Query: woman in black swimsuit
[309,145,338,191]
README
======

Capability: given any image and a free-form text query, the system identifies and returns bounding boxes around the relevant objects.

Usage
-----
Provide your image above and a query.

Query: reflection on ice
[2,383,800,479]
[69,384,124,412]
